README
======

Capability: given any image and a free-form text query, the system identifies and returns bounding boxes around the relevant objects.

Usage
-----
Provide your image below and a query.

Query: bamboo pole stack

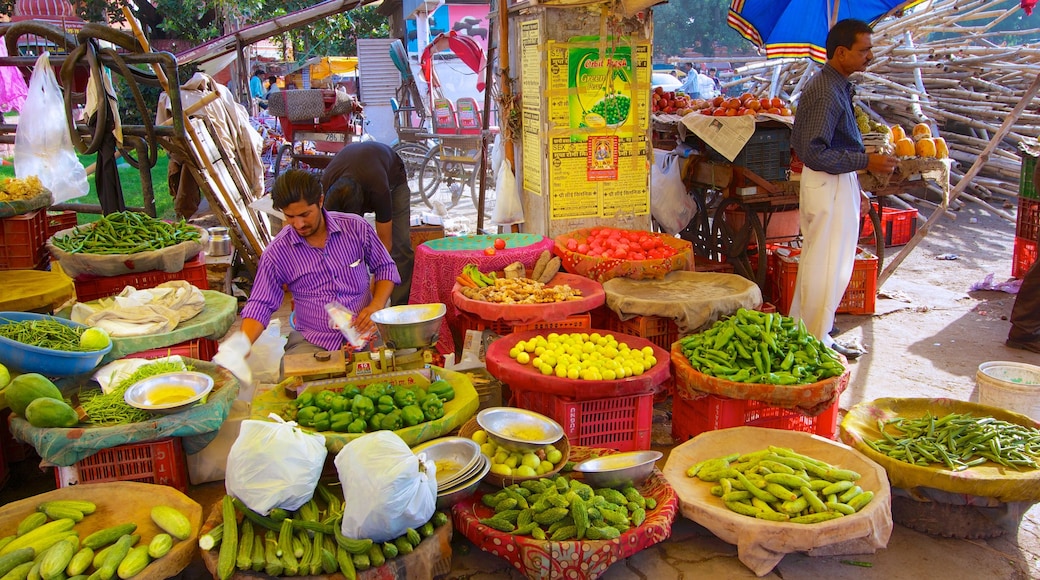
[733,0,1040,210]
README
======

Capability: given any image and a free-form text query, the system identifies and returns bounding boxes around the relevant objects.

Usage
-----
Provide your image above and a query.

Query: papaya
[25,397,79,428]
[912,122,932,141]
[6,373,62,416]
[934,137,949,159]
[916,138,937,158]
[890,125,906,142]
[895,138,916,157]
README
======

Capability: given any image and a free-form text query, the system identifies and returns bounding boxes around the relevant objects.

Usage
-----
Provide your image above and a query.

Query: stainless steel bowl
[371,303,447,349]
[124,371,214,414]
[476,407,565,452]
[574,450,663,489]
[436,455,491,509]
[413,436,483,490]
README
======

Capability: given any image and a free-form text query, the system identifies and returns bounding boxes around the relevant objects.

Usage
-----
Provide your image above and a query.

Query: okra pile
[678,308,844,385]
[688,446,873,524]
[51,211,200,255]
[208,483,449,580]
[1,499,192,579]
[866,412,1040,471]
[478,474,657,541]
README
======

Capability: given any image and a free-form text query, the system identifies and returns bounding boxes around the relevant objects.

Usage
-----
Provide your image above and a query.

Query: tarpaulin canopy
[420,31,487,92]
[727,0,928,63]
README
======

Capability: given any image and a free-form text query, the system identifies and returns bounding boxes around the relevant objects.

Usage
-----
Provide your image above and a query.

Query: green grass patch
[1,150,174,224]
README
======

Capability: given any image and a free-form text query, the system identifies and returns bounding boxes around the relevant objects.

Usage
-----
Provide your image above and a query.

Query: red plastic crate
[1013,236,1038,279]
[671,392,840,442]
[73,253,208,302]
[46,210,79,238]
[1016,197,1040,243]
[512,388,654,452]
[860,204,919,247]
[54,437,188,492]
[455,312,591,337]
[0,209,48,270]
[601,312,679,352]
[773,247,878,316]
[128,337,219,361]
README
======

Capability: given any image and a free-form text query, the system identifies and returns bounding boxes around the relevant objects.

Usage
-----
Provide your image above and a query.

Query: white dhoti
[789,167,861,347]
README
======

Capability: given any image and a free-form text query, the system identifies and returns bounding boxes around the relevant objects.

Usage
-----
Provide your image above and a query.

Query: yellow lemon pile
[508,332,657,381]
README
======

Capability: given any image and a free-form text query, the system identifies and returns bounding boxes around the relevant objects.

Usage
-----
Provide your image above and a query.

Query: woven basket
[459,417,570,488]
[268,89,355,121]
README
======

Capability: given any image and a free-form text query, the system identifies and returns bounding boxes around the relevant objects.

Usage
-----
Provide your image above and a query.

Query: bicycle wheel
[392,141,430,205]
[272,142,293,181]
[709,198,768,290]
[858,200,886,275]
[417,144,471,210]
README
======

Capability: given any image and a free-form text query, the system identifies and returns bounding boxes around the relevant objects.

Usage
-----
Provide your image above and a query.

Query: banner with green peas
[567,37,635,134]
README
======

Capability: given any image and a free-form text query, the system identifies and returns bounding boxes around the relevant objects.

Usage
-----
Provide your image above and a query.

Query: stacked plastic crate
[1014,154,1038,278]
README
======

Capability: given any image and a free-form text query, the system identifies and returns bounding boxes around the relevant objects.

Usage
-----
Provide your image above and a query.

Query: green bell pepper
[427,380,455,402]
[342,385,362,399]
[347,418,367,433]
[384,384,397,396]
[314,390,337,411]
[296,405,320,427]
[401,405,425,427]
[330,412,354,432]
[363,383,387,401]
[421,396,444,421]
[380,410,403,431]
[369,412,387,432]
[311,411,331,432]
[330,394,350,414]
[393,388,416,408]
[295,392,314,408]
[377,395,397,414]
[352,394,374,420]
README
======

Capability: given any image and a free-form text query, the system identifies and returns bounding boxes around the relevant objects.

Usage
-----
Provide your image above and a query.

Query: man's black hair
[324,175,364,215]
[826,19,873,60]
[272,169,323,210]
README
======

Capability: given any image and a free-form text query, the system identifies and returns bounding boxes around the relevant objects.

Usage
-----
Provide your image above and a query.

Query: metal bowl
[436,454,490,509]
[124,371,214,414]
[371,303,446,349]
[0,312,113,377]
[574,450,663,489]
[413,436,483,490]
[476,407,565,452]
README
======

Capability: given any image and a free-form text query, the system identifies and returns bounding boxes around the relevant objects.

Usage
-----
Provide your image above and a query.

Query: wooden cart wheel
[858,200,886,276]
[678,185,714,258]
[709,198,768,290]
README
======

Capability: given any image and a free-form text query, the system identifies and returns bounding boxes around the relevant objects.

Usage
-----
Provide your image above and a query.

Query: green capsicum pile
[281,379,455,434]
[678,308,844,385]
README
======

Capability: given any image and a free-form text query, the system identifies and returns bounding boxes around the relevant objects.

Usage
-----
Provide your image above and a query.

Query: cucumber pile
[209,484,450,580]
[0,500,191,580]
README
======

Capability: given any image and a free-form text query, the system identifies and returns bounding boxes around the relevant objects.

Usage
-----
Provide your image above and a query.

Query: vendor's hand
[867,153,898,175]
[860,193,872,217]
[352,304,380,337]
[213,330,253,385]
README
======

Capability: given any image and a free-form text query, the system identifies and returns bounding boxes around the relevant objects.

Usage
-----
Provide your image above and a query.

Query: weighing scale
[282,303,447,387]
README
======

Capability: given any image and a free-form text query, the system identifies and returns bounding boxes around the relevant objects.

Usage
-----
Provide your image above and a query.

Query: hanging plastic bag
[336,431,437,543]
[225,414,327,515]
[650,148,697,235]
[491,158,524,226]
[490,132,505,176]
[14,53,89,203]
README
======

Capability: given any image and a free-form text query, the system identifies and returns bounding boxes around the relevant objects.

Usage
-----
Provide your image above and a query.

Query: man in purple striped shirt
[238,170,401,353]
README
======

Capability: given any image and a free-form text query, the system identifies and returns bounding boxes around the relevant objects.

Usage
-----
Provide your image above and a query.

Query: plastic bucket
[977,361,1040,421]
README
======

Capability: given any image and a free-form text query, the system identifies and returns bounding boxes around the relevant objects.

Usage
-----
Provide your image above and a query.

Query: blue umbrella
[728,0,927,63]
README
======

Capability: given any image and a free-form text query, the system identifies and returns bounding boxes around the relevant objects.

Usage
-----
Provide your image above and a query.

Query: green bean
[80,359,193,425]
[52,211,201,255]
[0,318,90,351]
[868,412,1040,471]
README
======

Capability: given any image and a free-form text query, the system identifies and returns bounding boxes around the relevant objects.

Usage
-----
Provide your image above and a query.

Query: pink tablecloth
[408,234,555,355]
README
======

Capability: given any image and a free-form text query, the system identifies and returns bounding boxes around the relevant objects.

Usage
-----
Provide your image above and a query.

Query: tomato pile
[563,228,679,261]
[699,94,792,117]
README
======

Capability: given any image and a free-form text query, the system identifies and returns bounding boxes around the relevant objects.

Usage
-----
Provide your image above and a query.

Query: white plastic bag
[225,414,327,515]
[491,159,524,226]
[651,149,697,235]
[336,431,437,543]
[14,53,89,203]
[246,319,287,387]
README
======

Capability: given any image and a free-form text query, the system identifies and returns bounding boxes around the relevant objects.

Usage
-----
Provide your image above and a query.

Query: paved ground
[4,189,1040,579]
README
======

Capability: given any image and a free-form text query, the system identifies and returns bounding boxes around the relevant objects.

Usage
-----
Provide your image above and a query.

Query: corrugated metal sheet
[358,39,400,107]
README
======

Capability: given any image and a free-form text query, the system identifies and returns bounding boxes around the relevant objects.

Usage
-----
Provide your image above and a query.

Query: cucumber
[82,525,138,552]
[38,539,75,580]
[37,502,96,516]
[0,548,35,577]
[65,548,93,577]
[146,535,172,560]
[115,546,150,579]
[15,514,48,537]
[0,520,76,556]
[1,561,35,580]
[149,507,191,541]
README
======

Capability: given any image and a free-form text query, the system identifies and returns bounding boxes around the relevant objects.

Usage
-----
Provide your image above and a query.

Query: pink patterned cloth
[0,43,28,113]
[409,234,556,355]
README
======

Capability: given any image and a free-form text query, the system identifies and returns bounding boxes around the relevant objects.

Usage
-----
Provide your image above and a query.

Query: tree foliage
[652,0,749,60]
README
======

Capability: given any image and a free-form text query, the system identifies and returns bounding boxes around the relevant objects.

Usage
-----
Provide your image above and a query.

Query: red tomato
[640,238,656,251]
[484,247,496,256]
[566,239,578,251]
[631,252,646,261]
[494,238,506,250]
[577,243,590,253]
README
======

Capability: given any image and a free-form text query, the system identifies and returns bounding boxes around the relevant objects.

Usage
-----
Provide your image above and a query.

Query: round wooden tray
[0,482,202,580]
[457,417,569,488]
[198,499,453,579]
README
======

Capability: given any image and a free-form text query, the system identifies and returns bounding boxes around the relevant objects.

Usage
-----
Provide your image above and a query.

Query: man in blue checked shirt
[789,19,898,360]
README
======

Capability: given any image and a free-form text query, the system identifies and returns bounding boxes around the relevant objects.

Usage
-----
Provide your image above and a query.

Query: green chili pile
[0,318,90,351]
[866,412,1040,471]
[677,308,845,385]
[51,211,201,255]
[80,359,192,425]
